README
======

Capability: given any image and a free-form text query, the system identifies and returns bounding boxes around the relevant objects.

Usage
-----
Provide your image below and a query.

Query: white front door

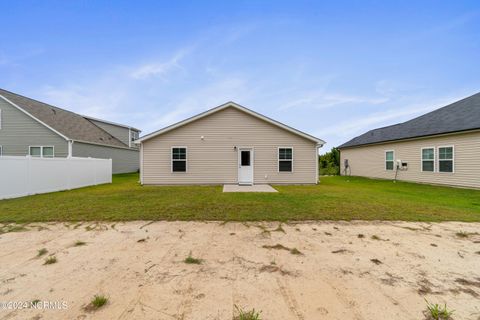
[238,148,253,185]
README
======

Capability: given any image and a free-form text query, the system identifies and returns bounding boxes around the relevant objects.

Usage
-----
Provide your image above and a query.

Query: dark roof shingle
[0,89,128,148]
[338,92,480,149]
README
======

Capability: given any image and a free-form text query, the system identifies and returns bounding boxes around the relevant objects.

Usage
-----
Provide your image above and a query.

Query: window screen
[279,148,292,172]
[172,147,187,172]
[421,148,434,172]
[385,151,394,170]
[438,147,453,172]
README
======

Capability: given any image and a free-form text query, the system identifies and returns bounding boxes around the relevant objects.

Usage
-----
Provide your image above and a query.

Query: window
[131,130,139,142]
[0,145,2,156]
[385,151,394,170]
[43,147,54,158]
[172,147,187,172]
[29,146,42,157]
[29,146,54,158]
[0,109,2,129]
[438,146,453,173]
[241,150,251,166]
[421,148,434,172]
[278,148,293,172]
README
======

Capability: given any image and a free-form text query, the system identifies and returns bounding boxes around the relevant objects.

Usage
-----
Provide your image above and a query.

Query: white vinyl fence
[0,156,112,200]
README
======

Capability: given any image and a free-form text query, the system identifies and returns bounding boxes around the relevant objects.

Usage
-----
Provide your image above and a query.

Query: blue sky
[1,1,479,152]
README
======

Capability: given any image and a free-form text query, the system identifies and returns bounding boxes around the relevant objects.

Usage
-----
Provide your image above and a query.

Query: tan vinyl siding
[72,141,139,174]
[0,99,68,157]
[142,107,318,184]
[340,130,480,188]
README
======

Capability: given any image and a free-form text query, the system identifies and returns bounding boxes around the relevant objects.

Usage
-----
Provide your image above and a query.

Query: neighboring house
[0,88,141,174]
[338,92,480,189]
[136,102,325,185]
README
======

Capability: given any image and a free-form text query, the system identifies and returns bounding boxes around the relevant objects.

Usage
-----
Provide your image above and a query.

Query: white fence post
[0,156,112,200]
[27,156,31,196]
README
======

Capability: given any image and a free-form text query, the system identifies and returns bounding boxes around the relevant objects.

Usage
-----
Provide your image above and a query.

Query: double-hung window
[278,148,293,172]
[29,146,54,158]
[421,148,435,172]
[172,147,187,172]
[131,131,139,142]
[385,150,394,170]
[438,146,453,173]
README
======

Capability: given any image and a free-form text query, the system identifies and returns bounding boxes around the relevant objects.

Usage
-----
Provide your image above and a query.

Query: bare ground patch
[0,221,479,319]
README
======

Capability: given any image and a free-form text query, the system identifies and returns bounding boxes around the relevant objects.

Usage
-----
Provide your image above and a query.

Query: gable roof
[83,115,141,132]
[0,88,131,148]
[137,101,325,145]
[338,92,480,149]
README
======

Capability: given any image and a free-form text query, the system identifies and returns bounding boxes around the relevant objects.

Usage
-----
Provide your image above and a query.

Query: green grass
[0,173,480,222]
[234,305,262,320]
[37,248,48,257]
[424,299,454,320]
[88,295,108,310]
[184,253,203,265]
[43,256,57,265]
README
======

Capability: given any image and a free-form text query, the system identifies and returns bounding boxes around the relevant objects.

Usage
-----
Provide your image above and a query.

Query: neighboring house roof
[0,88,132,148]
[83,115,141,132]
[338,92,480,149]
[137,101,326,145]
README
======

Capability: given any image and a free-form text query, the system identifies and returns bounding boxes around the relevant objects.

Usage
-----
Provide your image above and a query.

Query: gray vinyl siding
[72,141,139,174]
[339,130,480,189]
[142,107,318,184]
[88,119,132,147]
[0,98,68,157]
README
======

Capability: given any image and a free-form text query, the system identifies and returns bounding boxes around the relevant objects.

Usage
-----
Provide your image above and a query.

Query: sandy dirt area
[0,221,479,320]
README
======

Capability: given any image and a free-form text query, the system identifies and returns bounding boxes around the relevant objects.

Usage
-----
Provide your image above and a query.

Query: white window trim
[171,146,187,173]
[421,147,435,172]
[437,145,454,173]
[278,147,293,173]
[28,146,55,158]
[42,146,55,158]
[385,150,395,171]
[29,146,42,157]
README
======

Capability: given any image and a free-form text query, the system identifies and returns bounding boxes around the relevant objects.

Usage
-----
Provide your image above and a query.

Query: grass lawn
[0,173,479,223]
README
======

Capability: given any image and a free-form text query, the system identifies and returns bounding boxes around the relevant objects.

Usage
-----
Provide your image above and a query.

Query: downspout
[316,144,322,184]
[139,143,143,185]
[68,140,74,158]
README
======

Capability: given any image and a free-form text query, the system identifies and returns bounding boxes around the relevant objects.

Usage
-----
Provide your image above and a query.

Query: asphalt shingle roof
[0,89,128,148]
[338,92,480,149]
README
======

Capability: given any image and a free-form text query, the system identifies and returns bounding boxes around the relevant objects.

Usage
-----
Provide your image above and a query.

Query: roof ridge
[0,88,134,148]
[401,91,480,124]
[0,88,80,117]
[85,118,129,148]
[137,101,325,145]
[338,91,480,149]
[0,88,135,129]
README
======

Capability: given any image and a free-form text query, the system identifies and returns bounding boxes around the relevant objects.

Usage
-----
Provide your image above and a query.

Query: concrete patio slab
[222,184,278,192]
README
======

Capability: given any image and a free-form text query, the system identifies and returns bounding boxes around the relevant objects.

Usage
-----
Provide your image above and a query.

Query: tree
[318,147,340,175]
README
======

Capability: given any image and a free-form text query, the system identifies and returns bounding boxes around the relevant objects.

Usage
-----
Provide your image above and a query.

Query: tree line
[318,147,340,175]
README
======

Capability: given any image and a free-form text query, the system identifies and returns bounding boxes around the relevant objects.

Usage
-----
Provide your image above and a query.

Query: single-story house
[136,102,325,185]
[0,88,141,173]
[338,92,480,189]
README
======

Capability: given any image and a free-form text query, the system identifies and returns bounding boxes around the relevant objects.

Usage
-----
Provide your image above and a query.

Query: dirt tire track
[276,277,305,320]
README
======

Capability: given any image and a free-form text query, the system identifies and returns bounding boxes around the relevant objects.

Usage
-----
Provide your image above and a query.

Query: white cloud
[143,77,249,133]
[130,49,189,80]
[279,92,389,110]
